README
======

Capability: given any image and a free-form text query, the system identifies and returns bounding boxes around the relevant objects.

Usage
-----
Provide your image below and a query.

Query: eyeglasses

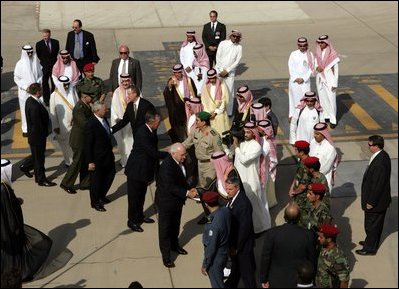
[298,45,308,48]
[61,56,69,59]
[306,100,316,103]
[368,143,375,147]
[119,51,128,55]
[231,35,241,39]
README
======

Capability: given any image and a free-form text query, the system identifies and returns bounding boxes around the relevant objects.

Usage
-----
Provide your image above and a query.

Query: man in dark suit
[260,203,316,288]
[65,19,100,73]
[111,85,156,136]
[356,135,391,256]
[154,143,197,268]
[109,45,142,93]
[125,111,168,232]
[35,29,59,106]
[85,101,115,212]
[202,10,226,68]
[20,83,56,187]
[224,176,256,288]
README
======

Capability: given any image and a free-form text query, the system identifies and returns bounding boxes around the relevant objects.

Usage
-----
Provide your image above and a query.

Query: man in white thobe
[290,91,324,145]
[232,122,271,233]
[111,73,134,167]
[52,50,80,89]
[315,35,340,128]
[288,37,314,121]
[49,75,78,166]
[309,122,338,192]
[14,45,43,136]
[215,30,242,116]
[180,31,200,83]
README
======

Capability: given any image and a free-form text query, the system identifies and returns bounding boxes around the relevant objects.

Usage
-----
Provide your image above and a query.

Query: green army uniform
[183,126,224,188]
[61,87,95,189]
[77,76,105,102]
[316,245,350,288]
[311,173,330,209]
[293,160,311,210]
[299,201,331,232]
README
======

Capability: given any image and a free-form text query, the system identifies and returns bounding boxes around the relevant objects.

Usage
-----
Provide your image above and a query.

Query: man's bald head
[284,202,301,224]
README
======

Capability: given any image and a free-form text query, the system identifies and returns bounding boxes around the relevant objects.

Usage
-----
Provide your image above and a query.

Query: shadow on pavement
[179,211,204,248]
[53,279,87,288]
[1,71,16,92]
[380,196,397,247]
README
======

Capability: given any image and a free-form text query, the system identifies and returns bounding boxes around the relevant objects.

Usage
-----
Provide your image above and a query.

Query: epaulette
[210,129,217,136]
[207,216,214,224]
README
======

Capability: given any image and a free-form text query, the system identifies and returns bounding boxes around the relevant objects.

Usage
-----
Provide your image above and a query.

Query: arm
[366,160,389,207]
[319,144,337,175]
[111,103,131,134]
[235,142,262,166]
[49,94,60,133]
[84,120,95,165]
[289,109,299,145]
[89,32,100,63]
[226,45,242,73]
[182,130,195,149]
[134,60,143,91]
[260,230,272,284]
[202,225,220,271]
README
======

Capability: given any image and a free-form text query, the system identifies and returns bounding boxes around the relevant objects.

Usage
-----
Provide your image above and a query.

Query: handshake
[187,188,199,199]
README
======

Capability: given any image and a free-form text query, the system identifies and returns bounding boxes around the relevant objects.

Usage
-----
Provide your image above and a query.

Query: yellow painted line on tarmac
[341,99,381,131]
[11,110,55,149]
[368,84,398,112]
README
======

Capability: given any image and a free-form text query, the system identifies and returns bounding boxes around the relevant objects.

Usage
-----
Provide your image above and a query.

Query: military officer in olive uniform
[316,224,350,288]
[60,86,95,194]
[76,63,105,102]
[183,111,224,188]
[201,191,231,288]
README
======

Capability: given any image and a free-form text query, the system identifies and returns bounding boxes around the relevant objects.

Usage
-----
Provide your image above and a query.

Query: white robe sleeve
[226,45,242,73]
[49,93,59,130]
[235,142,262,166]
[289,108,300,145]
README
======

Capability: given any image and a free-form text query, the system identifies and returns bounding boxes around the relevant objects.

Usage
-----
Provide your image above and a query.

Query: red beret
[319,223,340,237]
[303,156,320,167]
[309,183,326,194]
[83,63,95,72]
[202,191,219,204]
[295,140,310,149]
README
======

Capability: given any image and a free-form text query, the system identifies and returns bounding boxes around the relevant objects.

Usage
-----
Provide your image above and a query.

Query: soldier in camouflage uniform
[289,140,311,210]
[76,63,105,102]
[201,191,231,288]
[299,183,332,232]
[316,224,350,288]
[304,156,331,209]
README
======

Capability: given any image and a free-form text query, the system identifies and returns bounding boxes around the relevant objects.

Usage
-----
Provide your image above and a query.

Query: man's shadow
[178,212,204,249]
[53,279,87,288]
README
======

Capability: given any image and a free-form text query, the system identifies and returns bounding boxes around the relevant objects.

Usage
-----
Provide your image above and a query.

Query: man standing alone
[202,10,226,68]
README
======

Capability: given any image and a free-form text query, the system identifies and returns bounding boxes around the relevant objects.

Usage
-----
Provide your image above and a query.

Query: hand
[53,128,60,134]
[233,136,239,148]
[288,116,292,123]
[209,46,217,52]
[187,188,198,199]
[219,69,228,77]
[262,282,270,288]
[288,190,296,197]
[210,112,217,120]
[366,203,373,210]
[316,66,323,73]
[185,67,192,73]
[197,73,202,81]
[295,78,304,84]
[88,163,96,171]
[331,87,337,92]
[201,267,208,276]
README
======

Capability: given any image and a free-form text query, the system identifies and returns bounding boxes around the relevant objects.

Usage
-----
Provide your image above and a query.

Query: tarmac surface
[1,1,398,288]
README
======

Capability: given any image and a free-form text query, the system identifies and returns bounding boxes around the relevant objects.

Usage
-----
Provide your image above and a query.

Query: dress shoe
[92,204,106,212]
[79,185,90,190]
[38,181,57,187]
[129,224,144,232]
[355,249,376,256]
[100,197,112,204]
[22,132,28,138]
[173,247,188,255]
[329,123,337,129]
[143,217,155,223]
[359,241,365,246]
[163,260,175,268]
[60,183,77,194]
[20,165,33,178]
[197,216,208,225]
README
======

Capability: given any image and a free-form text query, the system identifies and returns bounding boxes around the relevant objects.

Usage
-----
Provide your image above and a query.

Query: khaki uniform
[77,76,104,102]
[316,245,350,288]
[183,126,223,187]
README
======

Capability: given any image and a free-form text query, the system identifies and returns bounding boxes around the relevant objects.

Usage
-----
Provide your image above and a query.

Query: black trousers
[207,54,216,69]
[21,138,47,183]
[89,165,115,206]
[225,251,256,288]
[41,66,55,105]
[127,178,148,225]
[364,210,387,253]
[157,206,182,262]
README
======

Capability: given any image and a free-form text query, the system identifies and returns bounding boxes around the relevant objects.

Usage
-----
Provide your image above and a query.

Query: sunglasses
[61,56,69,59]
[368,143,375,147]
[119,51,129,55]
[298,44,308,47]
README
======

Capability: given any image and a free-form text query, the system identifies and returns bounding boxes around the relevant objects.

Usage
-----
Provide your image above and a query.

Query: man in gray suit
[108,45,142,93]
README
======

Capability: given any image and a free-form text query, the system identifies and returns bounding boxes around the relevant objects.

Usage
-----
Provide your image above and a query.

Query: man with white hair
[49,75,79,167]
[215,30,243,116]
[14,45,43,136]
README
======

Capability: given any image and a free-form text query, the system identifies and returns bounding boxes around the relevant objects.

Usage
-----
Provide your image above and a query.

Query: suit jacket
[361,150,391,212]
[69,100,93,148]
[229,190,255,254]
[84,116,114,168]
[109,57,142,92]
[260,223,316,288]
[202,21,226,55]
[155,154,188,211]
[111,97,156,136]
[125,124,168,182]
[25,97,51,145]
[35,38,59,69]
[65,30,100,63]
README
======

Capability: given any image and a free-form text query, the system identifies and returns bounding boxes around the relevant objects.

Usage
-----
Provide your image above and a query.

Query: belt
[198,159,211,163]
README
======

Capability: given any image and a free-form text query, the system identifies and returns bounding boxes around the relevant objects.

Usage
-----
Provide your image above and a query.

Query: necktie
[133,103,137,119]
[46,40,51,54]
[74,33,81,59]
[102,119,110,136]
[180,163,186,177]
[212,23,215,33]
[226,199,232,208]
[122,60,127,74]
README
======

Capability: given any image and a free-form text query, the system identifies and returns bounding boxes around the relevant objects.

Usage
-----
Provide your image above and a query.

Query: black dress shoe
[355,249,376,256]
[92,204,106,212]
[100,197,112,204]
[38,181,57,187]
[359,241,365,246]
[143,217,155,223]
[163,260,175,268]
[22,132,28,137]
[329,123,337,129]
[20,165,33,178]
[173,247,188,255]
[197,216,208,225]
[129,224,144,232]
[60,184,77,194]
